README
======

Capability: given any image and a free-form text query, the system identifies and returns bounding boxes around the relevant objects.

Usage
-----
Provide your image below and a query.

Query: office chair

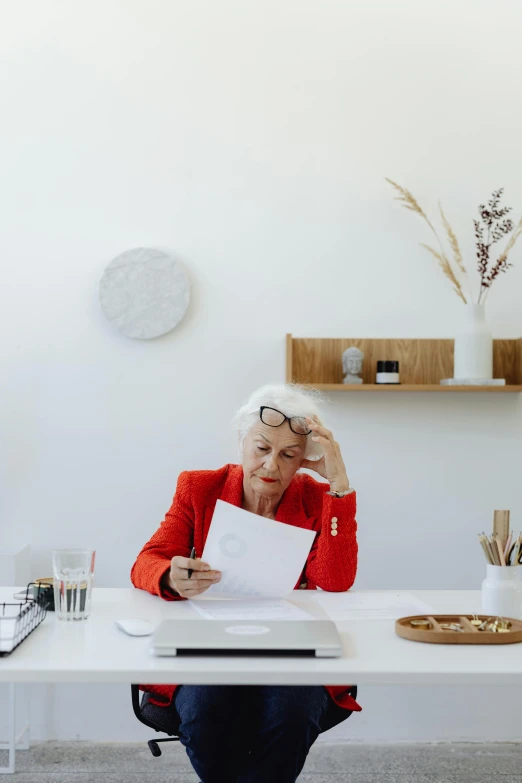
[132,683,359,759]
[131,684,181,757]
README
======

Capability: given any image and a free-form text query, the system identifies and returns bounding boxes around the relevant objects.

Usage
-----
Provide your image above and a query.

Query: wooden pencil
[478,535,494,564]
[504,531,513,560]
[495,535,507,566]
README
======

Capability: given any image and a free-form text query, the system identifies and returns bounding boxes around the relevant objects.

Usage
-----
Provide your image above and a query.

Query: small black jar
[376,360,400,384]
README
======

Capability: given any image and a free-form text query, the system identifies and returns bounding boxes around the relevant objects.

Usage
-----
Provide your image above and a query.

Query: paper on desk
[311,591,434,620]
[189,598,314,621]
[198,500,316,599]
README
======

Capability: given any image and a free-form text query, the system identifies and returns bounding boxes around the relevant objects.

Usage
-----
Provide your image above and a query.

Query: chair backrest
[131,684,164,731]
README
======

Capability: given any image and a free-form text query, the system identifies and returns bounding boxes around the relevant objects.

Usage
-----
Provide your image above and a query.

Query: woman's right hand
[167,556,222,598]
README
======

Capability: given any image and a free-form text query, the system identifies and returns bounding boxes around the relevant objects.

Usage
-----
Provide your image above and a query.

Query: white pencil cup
[481,565,522,619]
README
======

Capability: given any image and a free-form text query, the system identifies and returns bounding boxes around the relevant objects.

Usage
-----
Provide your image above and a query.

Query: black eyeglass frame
[259,406,312,436]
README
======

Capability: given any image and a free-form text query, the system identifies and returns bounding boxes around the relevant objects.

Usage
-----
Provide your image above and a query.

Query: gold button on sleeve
[330,529,338,537]
[331,522,338,530]
[331,517,338,524]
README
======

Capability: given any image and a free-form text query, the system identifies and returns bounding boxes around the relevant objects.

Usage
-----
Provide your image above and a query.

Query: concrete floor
[1,741,521,782]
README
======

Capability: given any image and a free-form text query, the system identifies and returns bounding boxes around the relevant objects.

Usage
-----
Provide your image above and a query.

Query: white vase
[453,303,493,380]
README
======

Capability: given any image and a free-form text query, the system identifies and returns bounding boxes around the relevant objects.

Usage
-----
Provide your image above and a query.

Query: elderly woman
[131,384,360,783]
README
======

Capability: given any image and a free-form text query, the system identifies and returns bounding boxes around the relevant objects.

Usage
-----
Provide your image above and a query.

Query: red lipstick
[260,477,276,483]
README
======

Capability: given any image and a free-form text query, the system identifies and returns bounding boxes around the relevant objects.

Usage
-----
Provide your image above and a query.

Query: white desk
[2,587,521,774]
[1,587,521,687]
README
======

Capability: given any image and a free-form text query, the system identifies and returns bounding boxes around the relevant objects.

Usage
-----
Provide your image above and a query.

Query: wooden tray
[396,615,522,644]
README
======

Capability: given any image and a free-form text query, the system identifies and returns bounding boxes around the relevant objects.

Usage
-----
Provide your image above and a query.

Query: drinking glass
[52,549,96,621]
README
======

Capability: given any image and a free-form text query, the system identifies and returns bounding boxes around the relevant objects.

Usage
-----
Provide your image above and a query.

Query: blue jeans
[141,685,356,783]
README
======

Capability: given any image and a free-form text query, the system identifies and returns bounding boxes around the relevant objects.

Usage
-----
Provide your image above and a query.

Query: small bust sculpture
[342,346,364,384]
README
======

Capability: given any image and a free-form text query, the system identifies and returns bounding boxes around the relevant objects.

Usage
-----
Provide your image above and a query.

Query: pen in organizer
[187,546,197,579]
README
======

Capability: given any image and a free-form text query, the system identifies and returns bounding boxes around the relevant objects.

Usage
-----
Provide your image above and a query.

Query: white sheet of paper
[189,598,315,621]
[199,500,316,598]
[310,591,434,620]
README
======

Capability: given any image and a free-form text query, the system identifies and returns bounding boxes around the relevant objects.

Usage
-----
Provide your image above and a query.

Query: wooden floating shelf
[286,334,522,392]
[305,384,522,392]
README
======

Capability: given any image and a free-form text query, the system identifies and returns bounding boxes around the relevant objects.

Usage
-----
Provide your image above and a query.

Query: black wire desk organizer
[0,583,51,657]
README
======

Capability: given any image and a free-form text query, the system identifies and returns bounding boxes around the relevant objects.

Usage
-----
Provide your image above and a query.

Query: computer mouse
[114,618,155,637]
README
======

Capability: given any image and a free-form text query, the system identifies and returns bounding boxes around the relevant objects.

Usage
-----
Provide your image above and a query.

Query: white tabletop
[1,588,521,686]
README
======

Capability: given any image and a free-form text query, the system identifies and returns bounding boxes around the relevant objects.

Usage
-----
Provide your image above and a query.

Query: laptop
[151,618,343,658]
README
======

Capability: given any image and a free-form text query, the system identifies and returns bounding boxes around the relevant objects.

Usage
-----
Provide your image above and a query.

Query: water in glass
[52,549,95,621]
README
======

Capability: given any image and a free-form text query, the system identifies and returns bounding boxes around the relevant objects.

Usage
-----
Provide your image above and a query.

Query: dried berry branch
[476,189,515,303]
[482,214,522,303]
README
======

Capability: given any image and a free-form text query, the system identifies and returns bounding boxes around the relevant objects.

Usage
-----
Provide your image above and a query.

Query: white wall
[1,0,522,742]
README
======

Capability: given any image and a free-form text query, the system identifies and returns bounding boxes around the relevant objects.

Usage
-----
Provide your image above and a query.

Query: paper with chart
[190,598,315,621]
[198,500,316,599]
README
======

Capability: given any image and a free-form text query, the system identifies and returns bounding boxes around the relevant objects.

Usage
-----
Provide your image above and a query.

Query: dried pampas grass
[439,204,467,277]
[420,244,467,304]
[385,178,428,220]
[386,178,469,303]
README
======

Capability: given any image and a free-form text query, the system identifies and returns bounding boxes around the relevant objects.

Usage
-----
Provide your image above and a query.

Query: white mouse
[114,618,155,637]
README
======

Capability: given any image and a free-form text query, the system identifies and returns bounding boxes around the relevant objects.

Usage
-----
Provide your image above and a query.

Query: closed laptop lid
[151,618,342,658]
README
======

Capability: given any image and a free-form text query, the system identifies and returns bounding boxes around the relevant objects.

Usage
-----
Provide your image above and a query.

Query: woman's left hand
[300,417,350,493]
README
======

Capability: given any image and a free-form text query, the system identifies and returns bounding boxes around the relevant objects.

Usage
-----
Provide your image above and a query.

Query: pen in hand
[187,546,197,579]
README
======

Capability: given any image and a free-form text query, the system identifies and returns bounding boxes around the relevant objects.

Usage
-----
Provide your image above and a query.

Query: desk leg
[0,684,31,774]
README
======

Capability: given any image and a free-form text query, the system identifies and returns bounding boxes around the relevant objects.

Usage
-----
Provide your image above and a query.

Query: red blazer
[130,463,361,713]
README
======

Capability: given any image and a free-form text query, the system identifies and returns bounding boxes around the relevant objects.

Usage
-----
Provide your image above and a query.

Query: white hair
[232,383,328,461]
